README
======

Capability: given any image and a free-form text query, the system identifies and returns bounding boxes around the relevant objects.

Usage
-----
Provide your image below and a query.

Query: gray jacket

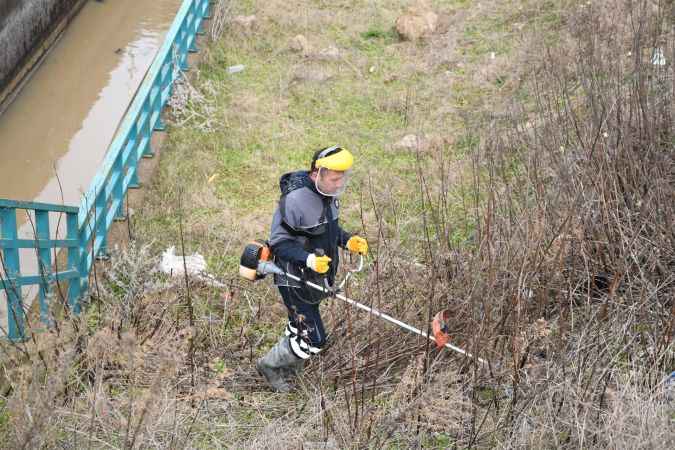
[269,171,351,292]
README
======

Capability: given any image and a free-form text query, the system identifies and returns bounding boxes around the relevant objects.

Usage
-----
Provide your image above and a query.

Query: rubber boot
[256,336,299,393]
[281,357,305,379]
[288,358,305,377]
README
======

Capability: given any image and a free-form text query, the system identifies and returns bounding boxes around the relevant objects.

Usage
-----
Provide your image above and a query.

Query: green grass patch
[133,0,556,271]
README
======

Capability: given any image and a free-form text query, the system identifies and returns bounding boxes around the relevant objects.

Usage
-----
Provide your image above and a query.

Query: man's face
[312,168,348,196]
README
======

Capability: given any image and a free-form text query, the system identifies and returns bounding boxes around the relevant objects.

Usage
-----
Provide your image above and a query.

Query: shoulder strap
[280,194,329,238]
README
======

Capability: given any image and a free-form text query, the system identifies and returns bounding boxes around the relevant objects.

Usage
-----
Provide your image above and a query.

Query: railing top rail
[0,199,79,214]
[77,0,198,229]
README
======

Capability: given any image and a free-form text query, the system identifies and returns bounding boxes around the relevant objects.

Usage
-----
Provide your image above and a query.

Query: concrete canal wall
[0,0,85,111]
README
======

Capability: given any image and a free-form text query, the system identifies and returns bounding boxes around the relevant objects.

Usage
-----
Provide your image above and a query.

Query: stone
[395,4,438,41]
[314,45,341,61]
[289,34,311,54]
[231,15,257,33]
[394,134,430,152]
[291,64,334,83]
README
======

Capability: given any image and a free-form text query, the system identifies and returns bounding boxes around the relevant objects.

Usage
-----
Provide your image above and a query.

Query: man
[256,145,368,392]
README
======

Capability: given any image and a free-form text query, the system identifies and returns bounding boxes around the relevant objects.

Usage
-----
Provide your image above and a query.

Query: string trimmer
[239,241,488,366]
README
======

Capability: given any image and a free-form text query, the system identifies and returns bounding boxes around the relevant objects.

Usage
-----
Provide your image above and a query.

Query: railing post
[0,208,25,341]
[167,51,178,96]
[66,212,82,314]
[178,24,190,72]
[142,101,154,158]
[113,155,126,221]
[128,136,141,189]
[94,191,108,259]
[153,79,166,132]
[195,0,210,45]
[123,123,140,190]
[189,37,199,54]
[197,0,210,35]
[35,210,52,326]
[79,212,90,313]
[203,0,213,19]
[188,1,199,54]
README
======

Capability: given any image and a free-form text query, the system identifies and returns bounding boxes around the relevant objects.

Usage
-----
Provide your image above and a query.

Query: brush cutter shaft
[259,259,487,366]
[319,282,487,365]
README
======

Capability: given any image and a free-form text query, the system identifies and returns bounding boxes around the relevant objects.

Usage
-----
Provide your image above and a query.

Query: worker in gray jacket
[256,145,368,392]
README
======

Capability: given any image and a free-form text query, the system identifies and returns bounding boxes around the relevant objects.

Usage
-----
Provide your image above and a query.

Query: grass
[136,0,537,266]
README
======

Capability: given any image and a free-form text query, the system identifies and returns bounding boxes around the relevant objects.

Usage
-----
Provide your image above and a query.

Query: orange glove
[346,236,368,255]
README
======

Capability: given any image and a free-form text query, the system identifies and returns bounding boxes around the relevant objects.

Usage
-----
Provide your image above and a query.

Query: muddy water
[0,0,181,331]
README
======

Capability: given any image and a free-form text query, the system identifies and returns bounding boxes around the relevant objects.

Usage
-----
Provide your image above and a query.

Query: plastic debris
[664,371,675,389]
[663,371,675,402]
[227,64,245,74]
[159,246,224,287]
[652,48,666,66]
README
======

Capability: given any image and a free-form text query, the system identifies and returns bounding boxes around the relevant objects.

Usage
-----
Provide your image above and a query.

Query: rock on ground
[312,45,341,61]
[289,34,311,55]
[291,64,334,83]
[395,4,438,41]
[394,134,430,151]
[231,15,257,34]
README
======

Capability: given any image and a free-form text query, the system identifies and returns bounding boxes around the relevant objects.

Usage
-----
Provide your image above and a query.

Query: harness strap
[279,194,330,238]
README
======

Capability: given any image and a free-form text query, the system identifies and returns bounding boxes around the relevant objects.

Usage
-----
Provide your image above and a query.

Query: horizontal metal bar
[0,238,79,249]
[0,269,80,289]
[0,199,78,214]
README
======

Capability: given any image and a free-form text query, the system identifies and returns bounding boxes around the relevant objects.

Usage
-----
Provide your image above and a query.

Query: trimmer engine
[239,240,272,281]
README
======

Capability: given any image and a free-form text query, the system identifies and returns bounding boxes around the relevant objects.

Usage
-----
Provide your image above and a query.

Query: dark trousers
[278,285,327,349]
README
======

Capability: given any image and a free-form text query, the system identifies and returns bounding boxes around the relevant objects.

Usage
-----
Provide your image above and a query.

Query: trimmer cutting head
[432,309,452,348]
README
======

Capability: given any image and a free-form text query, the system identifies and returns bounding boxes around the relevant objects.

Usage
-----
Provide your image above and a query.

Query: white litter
[227,64,245,74]
[159,246,224,287]
[652,48,666,66]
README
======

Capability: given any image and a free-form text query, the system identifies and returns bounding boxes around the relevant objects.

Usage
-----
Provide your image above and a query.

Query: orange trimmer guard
[432,309,451,349]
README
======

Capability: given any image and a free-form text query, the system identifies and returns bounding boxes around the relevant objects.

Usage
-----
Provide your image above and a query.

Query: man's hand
[306,253,332,274]
[346,236,368,255]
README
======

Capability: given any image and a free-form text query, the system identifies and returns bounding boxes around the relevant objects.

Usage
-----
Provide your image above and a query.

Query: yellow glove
[346,236,368,255]
[306,253,332,274]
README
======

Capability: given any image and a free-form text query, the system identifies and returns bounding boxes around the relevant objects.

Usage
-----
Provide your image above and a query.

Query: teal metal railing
[0,0,211,341]
[0,200,82,339]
